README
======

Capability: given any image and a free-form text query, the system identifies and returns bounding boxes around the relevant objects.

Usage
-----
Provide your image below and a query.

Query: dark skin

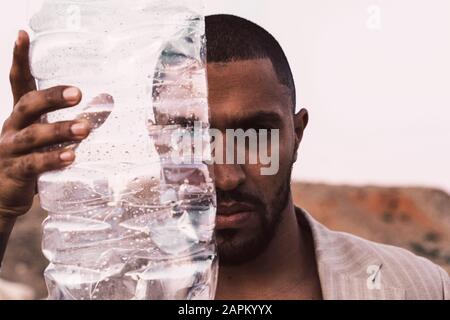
[209,61,321,299]
[0,31,322,299]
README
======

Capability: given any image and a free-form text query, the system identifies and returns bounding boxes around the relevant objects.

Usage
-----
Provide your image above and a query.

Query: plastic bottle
[29,0,217,300]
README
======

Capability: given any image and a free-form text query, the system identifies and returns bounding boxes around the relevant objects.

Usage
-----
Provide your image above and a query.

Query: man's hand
[0,31,91,253]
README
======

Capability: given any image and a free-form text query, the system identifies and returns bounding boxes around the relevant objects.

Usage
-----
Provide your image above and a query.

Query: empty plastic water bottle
[29,0,217,300]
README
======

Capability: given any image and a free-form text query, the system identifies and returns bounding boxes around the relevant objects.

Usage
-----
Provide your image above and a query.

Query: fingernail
[60,151,75,162]
[63,87,81,102]
[15,31,21,47]
[71,121,89,136]
[15,30,26,47]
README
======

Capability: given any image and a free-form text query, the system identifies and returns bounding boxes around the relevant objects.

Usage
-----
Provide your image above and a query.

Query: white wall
[1,0,449,192]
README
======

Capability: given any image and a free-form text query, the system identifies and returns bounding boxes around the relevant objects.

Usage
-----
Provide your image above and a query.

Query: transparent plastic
[29,0,217,300]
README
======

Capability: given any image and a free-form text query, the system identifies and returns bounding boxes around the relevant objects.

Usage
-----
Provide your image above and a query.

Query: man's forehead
[207,58,286,95]
[207,59,291,119]
[207,58,277,80]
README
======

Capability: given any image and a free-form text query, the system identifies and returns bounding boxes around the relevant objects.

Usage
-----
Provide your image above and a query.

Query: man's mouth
[216,202,255,230]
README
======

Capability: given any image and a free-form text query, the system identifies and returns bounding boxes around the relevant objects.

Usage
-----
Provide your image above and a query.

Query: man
[0,14,448,300]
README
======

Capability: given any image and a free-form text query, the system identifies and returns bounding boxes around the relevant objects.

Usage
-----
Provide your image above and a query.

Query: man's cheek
[279,131,297,172]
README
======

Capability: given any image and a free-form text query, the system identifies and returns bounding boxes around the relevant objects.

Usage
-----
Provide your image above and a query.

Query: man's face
[208,59,307,265]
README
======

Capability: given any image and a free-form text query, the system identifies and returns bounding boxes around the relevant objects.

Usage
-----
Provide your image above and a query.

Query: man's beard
[216,169,293,266]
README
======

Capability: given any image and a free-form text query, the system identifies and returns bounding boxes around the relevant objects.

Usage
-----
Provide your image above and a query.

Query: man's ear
[293,108,309,162]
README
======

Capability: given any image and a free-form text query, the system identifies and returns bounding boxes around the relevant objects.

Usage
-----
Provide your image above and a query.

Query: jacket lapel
[299,208,405,300]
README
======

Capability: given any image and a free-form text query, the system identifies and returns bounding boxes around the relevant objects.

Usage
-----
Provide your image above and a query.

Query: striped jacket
[300,208,450,299]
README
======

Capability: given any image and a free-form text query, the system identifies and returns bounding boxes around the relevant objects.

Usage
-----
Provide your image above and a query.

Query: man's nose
[213,163,246,192]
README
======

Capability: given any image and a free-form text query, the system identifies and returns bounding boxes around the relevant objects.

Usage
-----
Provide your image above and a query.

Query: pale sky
[1,0,449,192]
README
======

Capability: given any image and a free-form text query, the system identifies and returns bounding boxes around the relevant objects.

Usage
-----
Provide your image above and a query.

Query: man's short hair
[205,14,296,109]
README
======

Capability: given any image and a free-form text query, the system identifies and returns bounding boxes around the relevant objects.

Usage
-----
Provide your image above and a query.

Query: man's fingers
[8,120,91,154]
[8,86,82,130]
[12,149,76,180]
[10,30,36,105]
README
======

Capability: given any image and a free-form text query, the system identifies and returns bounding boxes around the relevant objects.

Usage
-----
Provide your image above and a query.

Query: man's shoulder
[300,209,450,299]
